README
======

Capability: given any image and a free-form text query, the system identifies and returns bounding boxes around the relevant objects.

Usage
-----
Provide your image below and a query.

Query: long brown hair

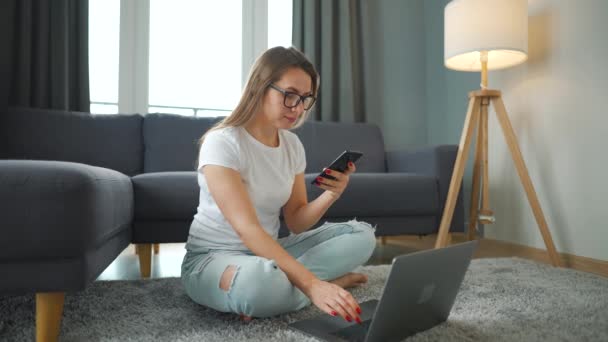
[195,46,319,169]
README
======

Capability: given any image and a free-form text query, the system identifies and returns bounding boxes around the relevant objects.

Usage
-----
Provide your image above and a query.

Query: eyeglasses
[269,84,316,110]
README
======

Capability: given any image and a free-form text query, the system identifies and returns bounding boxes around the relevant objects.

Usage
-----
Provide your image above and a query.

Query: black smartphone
[311,150,363,184]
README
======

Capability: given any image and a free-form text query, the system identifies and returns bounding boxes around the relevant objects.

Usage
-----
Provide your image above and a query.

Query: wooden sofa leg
[137,244,152,278]
[36,292,65,342]
[154,243,159,254]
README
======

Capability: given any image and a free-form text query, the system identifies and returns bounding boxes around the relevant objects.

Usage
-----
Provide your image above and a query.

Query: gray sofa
[0,106,463,339]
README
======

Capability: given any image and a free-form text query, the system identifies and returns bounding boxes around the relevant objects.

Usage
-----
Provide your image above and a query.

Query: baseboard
[480,238,608,278]
[386,234,608,278]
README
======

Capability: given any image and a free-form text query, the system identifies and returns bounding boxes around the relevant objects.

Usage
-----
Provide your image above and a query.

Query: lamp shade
[444,0,528,71]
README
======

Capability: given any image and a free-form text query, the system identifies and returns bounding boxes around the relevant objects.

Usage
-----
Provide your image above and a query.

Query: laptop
[288,240,478,342]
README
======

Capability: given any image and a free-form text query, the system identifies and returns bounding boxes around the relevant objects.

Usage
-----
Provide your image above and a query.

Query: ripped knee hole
[219,265,238,291]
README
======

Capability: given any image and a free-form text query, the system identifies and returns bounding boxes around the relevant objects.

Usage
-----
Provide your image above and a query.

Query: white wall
[482,0,608,260]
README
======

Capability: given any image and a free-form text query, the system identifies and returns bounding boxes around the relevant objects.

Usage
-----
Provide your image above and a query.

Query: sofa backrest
[142,113,387,173]
[0,108,387,175]
[0,107,144,176]
[143,114,387,173]
[143,113,223,173]
[293,120,386,173]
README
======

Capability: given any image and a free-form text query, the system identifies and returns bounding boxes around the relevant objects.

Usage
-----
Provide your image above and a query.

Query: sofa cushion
[132,171,438,221]
[0,106,144,176]
[143,113,223,172]
[305,173,439,217]
[132,171,198,220]
[0,160,133,260]
[293,120,386,173]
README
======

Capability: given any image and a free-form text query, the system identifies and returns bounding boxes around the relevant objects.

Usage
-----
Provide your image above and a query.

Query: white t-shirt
[186,126,306,251]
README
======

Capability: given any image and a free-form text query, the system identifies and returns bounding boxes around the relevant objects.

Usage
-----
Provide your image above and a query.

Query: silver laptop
[288,240,478,342]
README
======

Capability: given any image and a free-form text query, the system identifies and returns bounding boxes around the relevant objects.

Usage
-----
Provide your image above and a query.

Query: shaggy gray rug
[1,257,607,341]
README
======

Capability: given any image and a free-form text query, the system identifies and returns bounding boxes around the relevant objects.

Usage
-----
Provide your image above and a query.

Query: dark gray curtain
[3,0,90,112]
[0,1,14,113]
[293,0,367,123]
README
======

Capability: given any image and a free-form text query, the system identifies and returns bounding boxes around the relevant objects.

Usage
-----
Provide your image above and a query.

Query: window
[148,0,242,116]
[268,0,293,49]
[88,0,120,114]
[89,0,293,116]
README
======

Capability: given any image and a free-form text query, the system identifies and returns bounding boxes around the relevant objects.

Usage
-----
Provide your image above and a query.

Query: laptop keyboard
[329,320,373,341]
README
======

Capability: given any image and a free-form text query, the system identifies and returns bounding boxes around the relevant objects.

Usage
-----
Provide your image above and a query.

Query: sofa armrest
[0,160,133,260]
[385,145,465,233]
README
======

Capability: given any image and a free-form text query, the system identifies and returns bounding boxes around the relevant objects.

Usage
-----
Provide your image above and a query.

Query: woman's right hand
[306,278,362,323]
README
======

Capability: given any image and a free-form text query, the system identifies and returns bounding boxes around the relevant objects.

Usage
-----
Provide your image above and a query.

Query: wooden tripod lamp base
[440,0,560,266]
[434,89,562,268]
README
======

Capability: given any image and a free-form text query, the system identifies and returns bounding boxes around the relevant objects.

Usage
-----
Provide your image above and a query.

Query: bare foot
[239,314,253,323]
[329,272,368,289]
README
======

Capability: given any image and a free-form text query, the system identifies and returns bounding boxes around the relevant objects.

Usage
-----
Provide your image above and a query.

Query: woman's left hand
[314,161,357,199]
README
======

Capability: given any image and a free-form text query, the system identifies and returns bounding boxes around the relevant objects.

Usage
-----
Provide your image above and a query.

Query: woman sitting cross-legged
[180,46,377,324]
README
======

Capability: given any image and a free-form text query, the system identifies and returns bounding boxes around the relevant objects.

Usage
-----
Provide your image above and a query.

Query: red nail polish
[325,169,331,174]
[348,161,353,166]
[317,177,322,181]
[356,307,362,314]
[356,316,362,324]
[331,311,337,316]
[346,316,352,322]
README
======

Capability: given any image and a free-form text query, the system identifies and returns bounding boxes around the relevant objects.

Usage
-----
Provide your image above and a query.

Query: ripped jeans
[180,220,377,318]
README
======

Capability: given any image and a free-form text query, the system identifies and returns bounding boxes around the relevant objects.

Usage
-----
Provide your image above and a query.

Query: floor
[97,234,495,281]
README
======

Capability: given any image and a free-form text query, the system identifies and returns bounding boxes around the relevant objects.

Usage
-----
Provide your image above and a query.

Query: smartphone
[311,150,363,184]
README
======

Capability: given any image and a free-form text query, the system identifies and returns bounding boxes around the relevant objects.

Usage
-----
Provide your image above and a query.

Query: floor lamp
[434,0,562,267]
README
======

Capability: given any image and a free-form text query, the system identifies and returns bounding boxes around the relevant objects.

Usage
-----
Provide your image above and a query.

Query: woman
[181,46,377,324]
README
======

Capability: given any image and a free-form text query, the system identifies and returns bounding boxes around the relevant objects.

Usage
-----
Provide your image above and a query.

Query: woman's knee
[224,257,303,317]
[346,219,377,255]
[219,265,238,291]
